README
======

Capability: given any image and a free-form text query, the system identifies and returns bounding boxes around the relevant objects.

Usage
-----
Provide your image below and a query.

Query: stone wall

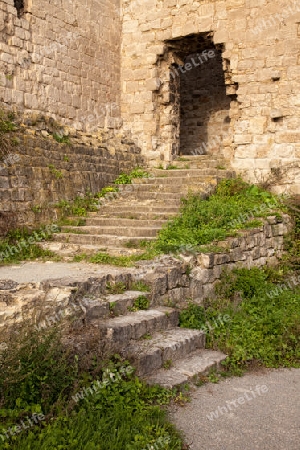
[142,214,292,305]
[0,214,292,328]
[121,0,300,193]
[0,0,121,131]
[0,116,145,229]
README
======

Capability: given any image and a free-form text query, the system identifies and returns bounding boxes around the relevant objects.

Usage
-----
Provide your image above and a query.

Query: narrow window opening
[14,0,25,18]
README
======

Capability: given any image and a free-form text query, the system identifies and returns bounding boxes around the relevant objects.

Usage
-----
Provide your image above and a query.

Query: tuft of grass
[106,282,126,295]
[0,323,182,449]
[180,267,300,375]
[114,167,150,185]
[53,133,71,145]
[130,281,150,292]
[0,109,18,160]
[154,178,281,254]
[48,164,64,179]
[74,248,160,267]
[128,295,150,312]
[0,227,59,265]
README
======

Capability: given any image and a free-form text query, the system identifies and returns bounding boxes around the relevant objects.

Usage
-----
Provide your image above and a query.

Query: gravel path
[170,368,300,450]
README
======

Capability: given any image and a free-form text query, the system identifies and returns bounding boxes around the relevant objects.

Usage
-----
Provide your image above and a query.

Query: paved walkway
[0,261,135,283]
[170,368,300,450]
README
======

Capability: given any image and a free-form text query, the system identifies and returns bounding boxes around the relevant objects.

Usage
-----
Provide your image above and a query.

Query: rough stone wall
[121,0,300,193]
[0,0,121,131]
[180,51,231,155]
[0,121,145,228]
[143,214,292,305]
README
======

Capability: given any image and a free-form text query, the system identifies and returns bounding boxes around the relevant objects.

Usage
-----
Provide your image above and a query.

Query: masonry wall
[121,0,300,193]
[0,0,121,131]
[0,121,144,231]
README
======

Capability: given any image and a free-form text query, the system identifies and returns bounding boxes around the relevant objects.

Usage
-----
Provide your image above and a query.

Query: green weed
[0,325,182,449]
[154,178,281,253]
[53,133,71,145]
[180,267,300,375]
[114,167,149,185]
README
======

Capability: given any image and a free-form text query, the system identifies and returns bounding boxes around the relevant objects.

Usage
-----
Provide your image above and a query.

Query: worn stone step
[121,182,217,194]
[95,211,177,220]
[174,155,224,160]
[126,328,206,376]
[97,205,179,214]
[81,290,151,321]
[96,307,179,343]
[126,192,191,202]
[145,349,227,388]
[61,225,161,238]
[151,168,229,177]
[85,218,168,227]
[132,172,234,184]
[53,233,156,246]
[40,241,145,257]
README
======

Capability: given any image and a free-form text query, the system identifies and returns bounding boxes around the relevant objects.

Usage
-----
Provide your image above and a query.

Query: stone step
[96,211,178,220]
[40,241,145,257]
[120,182,217,194]
[81,290,151,321]
[132,172,234,184]
[60,225,161,238]
[145,349,227,388]
[85,218,168,227]
[151,168,230,177]
[125,192,192,202]
[126,328,206,376]
[97,205,179,214]
[53,233,156,246]
[96,307,179,343]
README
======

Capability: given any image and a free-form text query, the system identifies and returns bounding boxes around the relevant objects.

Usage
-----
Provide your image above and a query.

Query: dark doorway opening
[165,34,233,157]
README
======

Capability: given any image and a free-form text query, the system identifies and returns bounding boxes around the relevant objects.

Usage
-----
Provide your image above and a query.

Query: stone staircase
[43,155,235,258]
[37,155,234,387]
[71,286,226,388]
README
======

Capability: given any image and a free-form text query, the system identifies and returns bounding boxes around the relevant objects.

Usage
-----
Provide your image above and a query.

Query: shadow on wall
[179,49,231,156]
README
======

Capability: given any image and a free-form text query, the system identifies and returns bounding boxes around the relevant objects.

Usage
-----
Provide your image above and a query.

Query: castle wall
[121,0,300,193]
[0,0,121,131]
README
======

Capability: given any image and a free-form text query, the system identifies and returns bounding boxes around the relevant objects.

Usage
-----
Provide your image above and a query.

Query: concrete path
[170,368,300,450]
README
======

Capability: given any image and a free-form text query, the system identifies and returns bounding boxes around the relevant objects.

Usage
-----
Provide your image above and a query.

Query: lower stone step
[82,290,151,321]
[53,233,156,246]
[126,328,206,377]
[97,307,179,343]
[145,349,227,388]
[60,225,162,238]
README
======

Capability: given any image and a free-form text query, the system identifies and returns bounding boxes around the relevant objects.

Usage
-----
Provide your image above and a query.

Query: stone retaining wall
[0,122,145,229]
[141,214,293,305]
[0,214,292,329]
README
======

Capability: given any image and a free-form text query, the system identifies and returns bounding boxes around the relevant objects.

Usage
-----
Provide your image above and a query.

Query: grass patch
[73,248,160,267]
[106,282,126,295]
[114,168,150,185]
[154,178,282,253]
[0,110,18,160]
[180,266,300,375]
[0,324,182,449]
[129,281,150,292]
[53,133,71,145]
[0,227,59,265]
[128,295,150,312]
